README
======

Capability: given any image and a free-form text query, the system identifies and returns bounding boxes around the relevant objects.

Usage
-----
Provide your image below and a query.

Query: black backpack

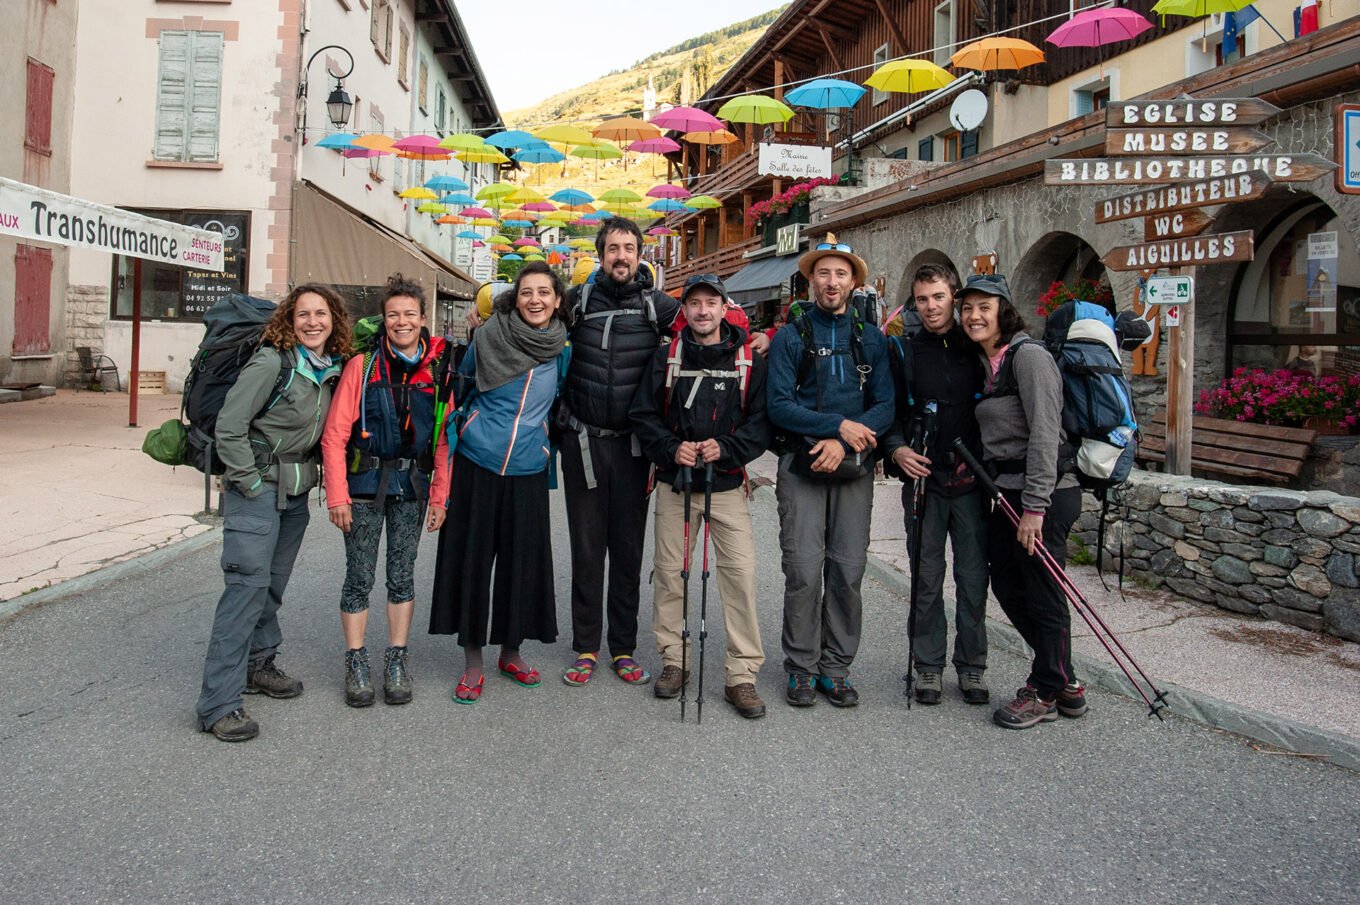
[182,293,290,475]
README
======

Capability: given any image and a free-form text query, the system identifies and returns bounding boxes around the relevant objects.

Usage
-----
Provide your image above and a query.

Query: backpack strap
[662,336,684,417]
[988,337,1041,399]
[735,342,753,413]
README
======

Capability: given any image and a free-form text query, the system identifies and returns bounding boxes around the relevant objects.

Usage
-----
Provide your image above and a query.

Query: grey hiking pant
[196,485,310,729]
[903,485,989,674]
[776,454,874,679]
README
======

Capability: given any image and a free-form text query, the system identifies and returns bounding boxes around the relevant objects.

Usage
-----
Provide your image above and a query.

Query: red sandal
[498,657,542,688]
[562,653,597,687]
[453,673,485,704]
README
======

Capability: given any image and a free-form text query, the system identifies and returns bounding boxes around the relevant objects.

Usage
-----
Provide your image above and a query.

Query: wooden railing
[667,236,761,289]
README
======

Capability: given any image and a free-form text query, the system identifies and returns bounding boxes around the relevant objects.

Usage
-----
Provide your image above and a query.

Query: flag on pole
[1235,3,1261,28]
[1222,11,1241,62]
[1297,0,1319,35]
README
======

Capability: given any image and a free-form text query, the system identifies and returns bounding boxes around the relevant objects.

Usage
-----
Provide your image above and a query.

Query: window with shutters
[934,0,955,67]
[960,128,979,159]
[1072,75,1112,119]
[918,136,934,162]
[435,86,446,134]
[942,130,960,162]
[397,26,410,88]
[371,0,393,62]
[871,44,890,106]
[25,59,54,156]
[13,245,53,355]
[417,57,428,113]
[153,31,224,163]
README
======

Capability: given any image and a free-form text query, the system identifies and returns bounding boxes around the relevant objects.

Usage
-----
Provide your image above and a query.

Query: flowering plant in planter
[1195,368,1360,430]
[744,175,842,227]
[1035,278,1114,318]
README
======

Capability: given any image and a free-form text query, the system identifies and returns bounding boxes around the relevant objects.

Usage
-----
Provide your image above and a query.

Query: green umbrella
[598,188,643,204]
[715,94,794,125]
[685,195,723,209]
[476,182,518,201]
[439,132,491,151]
[1151,0,1253,15]
[570,142,623,160]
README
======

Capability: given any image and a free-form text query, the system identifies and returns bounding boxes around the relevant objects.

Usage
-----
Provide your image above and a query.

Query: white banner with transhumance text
[758,143,832,179]
[0,177,225,271]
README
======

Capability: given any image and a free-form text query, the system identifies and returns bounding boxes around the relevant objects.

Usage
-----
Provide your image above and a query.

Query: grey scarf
[474,311,567,392]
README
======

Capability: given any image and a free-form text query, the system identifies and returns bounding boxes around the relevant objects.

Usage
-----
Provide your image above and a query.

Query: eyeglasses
[685,273,721,287]
[816,242,853,253]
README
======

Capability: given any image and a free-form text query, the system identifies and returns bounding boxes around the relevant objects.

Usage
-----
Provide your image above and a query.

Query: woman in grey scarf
[426,262,571,704]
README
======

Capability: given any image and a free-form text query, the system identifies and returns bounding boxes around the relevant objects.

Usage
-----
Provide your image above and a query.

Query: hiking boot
[724,683,766,719]
[957,669,990,705]
[914,670,943,705]
[1057,682,1088,718]
[994,685,1058,730]
[383,645,413,705]
[205,708,258,742]
[246,655,303,699]
[786,673,816,707]
[345,647,375,708]
[654,665,689,699]
[816,675,859,708]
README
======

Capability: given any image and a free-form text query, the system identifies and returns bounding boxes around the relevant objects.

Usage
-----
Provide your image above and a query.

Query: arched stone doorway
[895,248,960,310]
[1013,231,1106,316]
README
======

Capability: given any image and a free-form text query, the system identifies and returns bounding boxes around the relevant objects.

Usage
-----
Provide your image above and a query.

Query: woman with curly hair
[197,284,352,742]
[427,261,571,704]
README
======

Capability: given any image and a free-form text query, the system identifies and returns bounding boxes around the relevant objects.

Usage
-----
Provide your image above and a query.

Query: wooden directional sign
[1106,98,1281,128]
[1095,170,1271,223]
[1105,127,1274,156]
[1046,154,1335,185]
[1144,209,1213,241]
[1102,229,1254,272]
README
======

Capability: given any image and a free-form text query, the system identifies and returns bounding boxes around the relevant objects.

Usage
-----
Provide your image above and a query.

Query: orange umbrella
[592,116,662,143]
[683,129,741,145]
[950,37,1045,71]
[351,133,397,151]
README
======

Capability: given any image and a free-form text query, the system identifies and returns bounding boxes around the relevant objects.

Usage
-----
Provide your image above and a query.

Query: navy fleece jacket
[766,305,895,445]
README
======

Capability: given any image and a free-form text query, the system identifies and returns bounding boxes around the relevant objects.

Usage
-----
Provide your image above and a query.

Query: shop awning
[723,253,801,307]
[291,181,476,300]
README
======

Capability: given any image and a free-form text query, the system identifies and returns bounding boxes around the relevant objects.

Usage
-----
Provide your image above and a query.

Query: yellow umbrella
[534,124,595,145]
[457,147,510,164]
[683,129,740,145]
[864,59,955,93]
[399,187,439,200]
[472,217,499,227]
[951,37,1045,71]
[476,182,518,201]
[505,186,547,204]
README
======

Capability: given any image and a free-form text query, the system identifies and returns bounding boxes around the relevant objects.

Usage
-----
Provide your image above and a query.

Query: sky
[457,1,786,114]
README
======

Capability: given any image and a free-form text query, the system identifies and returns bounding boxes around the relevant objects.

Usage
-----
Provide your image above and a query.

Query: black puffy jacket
[561,268,678,432]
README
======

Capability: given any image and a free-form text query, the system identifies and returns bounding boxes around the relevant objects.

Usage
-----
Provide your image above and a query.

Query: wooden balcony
[667,236,761,291]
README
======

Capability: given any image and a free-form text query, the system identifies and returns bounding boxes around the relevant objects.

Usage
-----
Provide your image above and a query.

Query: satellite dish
[950,90,988,131]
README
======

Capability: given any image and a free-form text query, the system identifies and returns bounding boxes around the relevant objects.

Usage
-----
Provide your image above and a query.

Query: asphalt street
[2,487,1358,904]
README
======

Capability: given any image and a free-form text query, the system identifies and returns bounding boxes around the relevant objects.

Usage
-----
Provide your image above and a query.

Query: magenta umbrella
[521,201,557,212]
[628,137,681,154]
[647,184,692,200]
[392,134,444,152]
[646,226,677,236]
[649,105,723,133]
[342,147,387,158]
[459,207,493,218]
[515,237,541,246]
[1046,7,1153,46]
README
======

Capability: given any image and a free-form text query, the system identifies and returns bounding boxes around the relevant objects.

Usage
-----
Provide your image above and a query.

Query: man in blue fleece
[767,234,894,708]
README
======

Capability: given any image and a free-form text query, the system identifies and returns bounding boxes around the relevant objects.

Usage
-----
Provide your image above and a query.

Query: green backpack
[142,418,189,466]
[352,314,383,354]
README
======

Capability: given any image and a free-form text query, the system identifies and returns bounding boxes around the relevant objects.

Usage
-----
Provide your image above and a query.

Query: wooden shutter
[25,58,54,155]
[187,32,223,162]
[961,129,978,159]
[154,31,222,161]
[13,245,53,355]
[154,31,190,160]
[1075,90,1094,117]
[370,0,383,45]
[917,136,934,161]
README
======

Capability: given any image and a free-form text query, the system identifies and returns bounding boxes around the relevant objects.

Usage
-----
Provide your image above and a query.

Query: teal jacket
[216,345,341,499]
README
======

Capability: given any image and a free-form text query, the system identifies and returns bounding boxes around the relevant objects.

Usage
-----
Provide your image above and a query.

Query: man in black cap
[631,274,770,718]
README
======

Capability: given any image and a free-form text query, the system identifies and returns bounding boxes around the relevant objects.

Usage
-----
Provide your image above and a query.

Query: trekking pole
[696,462,714,725]
[680,466,693,723]
[951,439,1169,719]
[903,402,937,706]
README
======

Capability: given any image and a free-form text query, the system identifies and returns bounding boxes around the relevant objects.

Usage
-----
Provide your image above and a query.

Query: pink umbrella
[647,184,692,200]
[649,105,723,133]
[628,137,681,154]
[646,226,677,236]
[393,134,443,152]
[460,207,494,218]
[1046,7,1153,46]
[522,201,557,212]
[515,237,541,246]
[342,148,387,158]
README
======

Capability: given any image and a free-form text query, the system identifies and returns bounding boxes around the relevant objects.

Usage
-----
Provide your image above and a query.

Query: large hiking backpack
[182,293,289,475]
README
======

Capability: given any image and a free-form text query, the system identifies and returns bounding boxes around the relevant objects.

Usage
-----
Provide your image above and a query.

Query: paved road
[2,489,1358,904]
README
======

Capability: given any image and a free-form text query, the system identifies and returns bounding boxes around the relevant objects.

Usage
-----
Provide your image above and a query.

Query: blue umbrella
[784,77,867,110]
[647,198,688,212]
[501,253,524,261]
[501,219,534,229]
[485,129,538,149]
[550,244,573,254]
[440,192,477,205]
[550,188,594,205]
[425,175,469,192]
[316,132,357,149]
[455,230,482,239]
[513,147,566,164]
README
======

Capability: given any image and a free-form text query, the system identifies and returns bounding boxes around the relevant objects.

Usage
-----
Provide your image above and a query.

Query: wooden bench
[1137,409,1318,486]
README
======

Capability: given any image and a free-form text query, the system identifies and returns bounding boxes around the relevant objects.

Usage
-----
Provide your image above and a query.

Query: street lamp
[300,44,355,140]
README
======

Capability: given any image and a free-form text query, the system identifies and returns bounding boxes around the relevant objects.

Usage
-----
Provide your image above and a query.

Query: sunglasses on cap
[816,242,853,252]
[685,273,721,287]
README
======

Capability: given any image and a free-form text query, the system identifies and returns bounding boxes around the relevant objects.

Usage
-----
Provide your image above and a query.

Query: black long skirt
[429,454,557,647]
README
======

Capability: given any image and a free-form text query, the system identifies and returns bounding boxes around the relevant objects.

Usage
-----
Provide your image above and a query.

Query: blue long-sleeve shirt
[766,305,895,444]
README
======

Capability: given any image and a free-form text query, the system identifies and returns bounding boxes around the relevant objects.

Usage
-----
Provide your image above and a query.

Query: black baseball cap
[958,273,1012,305]
[681,272,728,301]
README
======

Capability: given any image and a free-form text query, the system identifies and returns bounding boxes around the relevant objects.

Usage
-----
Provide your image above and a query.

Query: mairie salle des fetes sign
[1043,98,1336,272]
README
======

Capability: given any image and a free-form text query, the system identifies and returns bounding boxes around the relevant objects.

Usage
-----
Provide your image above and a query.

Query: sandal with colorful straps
[562,653,597,687]
[498,657,542,688]
[611,655,651,685]
[453,673,485,705]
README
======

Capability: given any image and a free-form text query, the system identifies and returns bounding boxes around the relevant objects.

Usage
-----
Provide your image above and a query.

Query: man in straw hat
[766,233,894,709]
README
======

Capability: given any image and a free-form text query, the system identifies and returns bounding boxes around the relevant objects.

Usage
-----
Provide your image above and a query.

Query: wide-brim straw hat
[798,232,868,286]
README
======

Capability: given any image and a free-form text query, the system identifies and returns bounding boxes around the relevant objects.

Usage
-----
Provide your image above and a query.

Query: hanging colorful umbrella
[342,147,386,159]
[352,133,397,151]
[598,188,643,204]
[559,203,597,213]
[436,214,462,224]
[647,199,688,213]
[521,201,557,212]
[550,188,594,205]
[416,202,447,214]
[457,147,510,164]
[950,38,1046,71]
[685,195,723,209]
[486,234,511,245]
[683,129,740,145]
[393,135,446,154]
[628,137,682,154]
[570,141,624,160]
[716,94,794,125]
[505,186,548,204]
[593,116,663,143]
[425,175,470,192]
[1047,7,1153,46]
[455,229,482,239]
[784,78,868,110]
[399,186,439,200]
[501,253,524,261]
[476,183,517,201]
[439,133,491,152]
[864,59,955,94]
[485,129,539,149]
[439,192,477,206]
[533,124,595,145]
[647,184,691,200]
[460,206,494,218]
[472,217,500,227]
[523,253,546,262]
[649,105,724,133]
[502,219,534,229]
[514,147,566,164]
[1151,0,1253,15]
[569,238,596,249]
[316,132,357,149]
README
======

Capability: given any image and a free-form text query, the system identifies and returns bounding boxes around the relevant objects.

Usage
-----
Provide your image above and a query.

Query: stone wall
[1075,471,1360,643]
[64,284,110,388]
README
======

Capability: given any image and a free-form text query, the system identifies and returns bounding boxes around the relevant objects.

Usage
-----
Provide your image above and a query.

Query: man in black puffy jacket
[557,219,679,688]
[631,274,770,719]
